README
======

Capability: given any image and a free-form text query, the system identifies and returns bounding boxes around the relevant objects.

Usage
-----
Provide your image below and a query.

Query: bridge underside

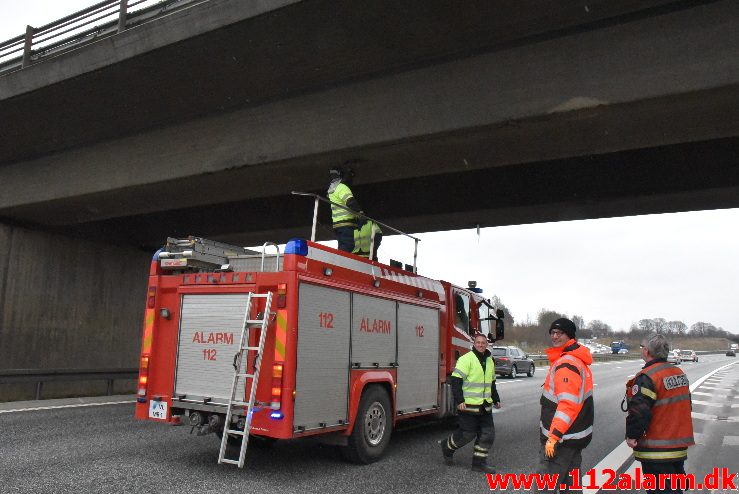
[8,132,739,249]
[1,0,738,249]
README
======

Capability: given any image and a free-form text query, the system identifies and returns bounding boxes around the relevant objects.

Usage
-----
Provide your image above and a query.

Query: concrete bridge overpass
[1,0,738,248]
[1,0,739,393]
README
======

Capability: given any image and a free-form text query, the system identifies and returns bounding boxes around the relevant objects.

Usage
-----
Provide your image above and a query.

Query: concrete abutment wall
[0,223,150,401]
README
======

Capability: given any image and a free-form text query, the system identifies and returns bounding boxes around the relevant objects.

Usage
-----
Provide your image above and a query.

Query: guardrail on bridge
[0,0,208,76]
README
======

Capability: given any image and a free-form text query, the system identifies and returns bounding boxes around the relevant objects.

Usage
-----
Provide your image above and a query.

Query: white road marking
[692,411,719,421]
[0,400,134,414]
[692,391,728,398]
[692,400,724,408]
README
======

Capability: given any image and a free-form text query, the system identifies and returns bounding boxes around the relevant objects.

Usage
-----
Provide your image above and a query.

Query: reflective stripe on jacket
[627,361,694,461]
[540,340,594,449]
[327,182,359,228]
[451,351,495,406]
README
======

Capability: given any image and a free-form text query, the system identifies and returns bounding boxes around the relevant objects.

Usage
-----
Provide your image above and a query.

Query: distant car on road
[679,350,698,362]
[727,350,736,357]
[617,348,629,354]
[611,340,629,354]
[667,350,681,365]
[490,346,536,378]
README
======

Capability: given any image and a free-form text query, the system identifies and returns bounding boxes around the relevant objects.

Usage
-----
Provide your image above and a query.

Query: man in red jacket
[538,318,594,492]
[625,333,694,494]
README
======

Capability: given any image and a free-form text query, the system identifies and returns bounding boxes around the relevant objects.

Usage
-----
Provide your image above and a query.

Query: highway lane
[1,355,736,493]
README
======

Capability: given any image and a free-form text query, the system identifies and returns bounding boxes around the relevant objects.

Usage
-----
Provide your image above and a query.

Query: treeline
[492,299,738,346]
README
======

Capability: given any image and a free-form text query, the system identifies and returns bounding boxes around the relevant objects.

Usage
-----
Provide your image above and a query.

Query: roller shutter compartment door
[351,294,397,368]
[174,293,250,404]
[295,284,350,430]
[396,304,440,413]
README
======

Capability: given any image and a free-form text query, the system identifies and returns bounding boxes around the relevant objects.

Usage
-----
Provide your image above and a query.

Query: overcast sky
[380,210,739,333]
[4,2,738,334]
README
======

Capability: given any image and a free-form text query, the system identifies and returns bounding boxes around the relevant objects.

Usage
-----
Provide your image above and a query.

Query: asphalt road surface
[1,355,737,493]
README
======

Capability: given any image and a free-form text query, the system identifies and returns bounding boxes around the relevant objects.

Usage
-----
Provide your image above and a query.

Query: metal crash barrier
[0,368,138,400]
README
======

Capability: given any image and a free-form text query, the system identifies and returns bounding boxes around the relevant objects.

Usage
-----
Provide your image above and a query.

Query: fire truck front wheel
[343,385,393,464]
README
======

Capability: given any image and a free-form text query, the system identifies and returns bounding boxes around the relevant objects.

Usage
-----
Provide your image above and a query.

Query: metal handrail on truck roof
[291,191,421,273]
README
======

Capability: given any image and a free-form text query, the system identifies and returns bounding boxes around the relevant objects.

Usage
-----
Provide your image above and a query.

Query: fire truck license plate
[148,400,167,420]
[161,259,187,268]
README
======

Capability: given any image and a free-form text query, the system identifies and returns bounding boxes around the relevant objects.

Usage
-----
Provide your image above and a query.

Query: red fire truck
[134,235,504,467]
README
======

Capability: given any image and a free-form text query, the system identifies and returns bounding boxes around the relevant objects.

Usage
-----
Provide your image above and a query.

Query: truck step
[225,429,246,436]
[229,400,252,407]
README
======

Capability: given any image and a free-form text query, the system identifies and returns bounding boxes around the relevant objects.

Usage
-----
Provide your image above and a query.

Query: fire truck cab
[135,236,504,465]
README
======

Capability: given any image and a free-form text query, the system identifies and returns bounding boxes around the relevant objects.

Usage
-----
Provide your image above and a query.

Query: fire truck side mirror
[495,318,504,341]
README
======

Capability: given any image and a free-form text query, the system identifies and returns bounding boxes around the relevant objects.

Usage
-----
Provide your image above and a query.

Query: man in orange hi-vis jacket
[537,318,594,492]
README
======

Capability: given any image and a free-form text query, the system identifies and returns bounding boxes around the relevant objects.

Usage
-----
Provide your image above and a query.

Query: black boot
[439,439,454,465]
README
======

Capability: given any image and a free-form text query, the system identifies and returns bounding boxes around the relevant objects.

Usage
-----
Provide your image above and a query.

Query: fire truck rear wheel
[344,385,392,464]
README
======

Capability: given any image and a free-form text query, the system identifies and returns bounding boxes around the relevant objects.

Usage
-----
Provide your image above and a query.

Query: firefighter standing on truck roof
[625,333,694,494]
[440,333,501,473]
[538,318,594,493]
[327,165,363,253]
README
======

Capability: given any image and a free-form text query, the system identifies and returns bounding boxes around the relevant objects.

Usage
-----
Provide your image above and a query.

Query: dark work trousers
[444,410,495,466]
[333,226,355,253]
[640,460,686,494]
[536,443,583,493]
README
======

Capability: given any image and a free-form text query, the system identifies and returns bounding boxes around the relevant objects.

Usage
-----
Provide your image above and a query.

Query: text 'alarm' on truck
[135,194,504,467]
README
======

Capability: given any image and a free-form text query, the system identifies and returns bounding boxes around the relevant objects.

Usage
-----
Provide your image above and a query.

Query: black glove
[358,213,368,228]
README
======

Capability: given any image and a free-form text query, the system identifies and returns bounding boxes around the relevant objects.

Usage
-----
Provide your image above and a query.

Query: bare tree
[577,327,594,339]
[667,320,687,336]
[689,321,717,336]
[489,294,515,329]
[571,315,585,331]
[587,319,613,338]
[637,319,656,334]
[537,309,567,331]
[653,318,669,334]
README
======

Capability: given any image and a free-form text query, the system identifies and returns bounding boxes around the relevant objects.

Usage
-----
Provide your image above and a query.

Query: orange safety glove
[545,438,557,458]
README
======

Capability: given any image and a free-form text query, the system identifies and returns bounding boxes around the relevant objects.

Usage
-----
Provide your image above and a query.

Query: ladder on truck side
[218,291,273,468]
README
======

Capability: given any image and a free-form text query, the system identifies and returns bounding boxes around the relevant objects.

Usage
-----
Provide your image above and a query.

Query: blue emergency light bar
[285,239,308,256]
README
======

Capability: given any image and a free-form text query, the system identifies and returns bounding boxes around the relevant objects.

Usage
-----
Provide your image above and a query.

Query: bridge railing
[0,0,208,76]
[292,191,422,272]
[0,368,137,400]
